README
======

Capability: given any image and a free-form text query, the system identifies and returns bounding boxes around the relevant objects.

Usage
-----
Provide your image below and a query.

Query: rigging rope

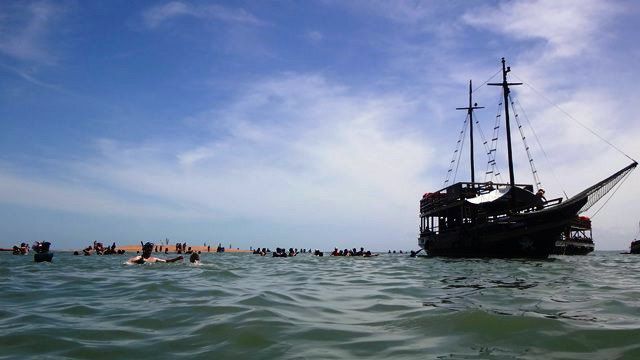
[512,74,637,163]
[484,95,504,183]
[452,120,467,184]
[444,115,469,186]
[511,97,570,199]
[473,108,502,184]
[509,94,542,189]
[590,168,634,218]
[442,69,503,187]
[473,69,502,93]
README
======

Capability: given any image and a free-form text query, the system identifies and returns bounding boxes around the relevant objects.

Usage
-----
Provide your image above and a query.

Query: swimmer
[189,252,200,264]
[128,242,183,264]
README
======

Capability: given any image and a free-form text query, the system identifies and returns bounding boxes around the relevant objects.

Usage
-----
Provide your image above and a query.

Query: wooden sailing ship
[418,58,636,258]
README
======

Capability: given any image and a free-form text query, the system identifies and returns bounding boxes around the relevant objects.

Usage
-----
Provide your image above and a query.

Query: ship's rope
[484,95,504,183]
[509,94,542,189]
[473,69,502,93]
[444,115,469,186]
[512,74,637,163]
[441,69,504,187]
[452,115,468,184]
[511,97,570,199]
[576,162,637,214]
[590,168,633,218]
[473,105,503,184]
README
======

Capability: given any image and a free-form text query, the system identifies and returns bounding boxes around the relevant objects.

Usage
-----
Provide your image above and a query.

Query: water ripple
[2,251,640,358]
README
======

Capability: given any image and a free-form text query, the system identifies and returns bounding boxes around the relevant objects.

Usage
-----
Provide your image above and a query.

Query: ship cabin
[419,181,562,237]
[562,216,592,243]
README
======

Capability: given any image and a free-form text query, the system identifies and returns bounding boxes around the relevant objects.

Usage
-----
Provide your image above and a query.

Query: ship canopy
[465,187,510,204]
[464,185,538,211]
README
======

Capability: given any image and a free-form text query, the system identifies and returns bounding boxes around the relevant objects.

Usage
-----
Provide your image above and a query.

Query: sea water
[1,251,640,359]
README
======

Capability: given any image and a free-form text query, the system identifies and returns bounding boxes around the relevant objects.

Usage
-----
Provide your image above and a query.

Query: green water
[1,251,640,359]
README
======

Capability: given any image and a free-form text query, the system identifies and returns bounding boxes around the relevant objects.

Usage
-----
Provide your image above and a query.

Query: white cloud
[0,169,203,219]
[0,73,437,248]
[142,1,265,29]
[462,0,621,59]
[305,30,323,43]
[142,1,191,28]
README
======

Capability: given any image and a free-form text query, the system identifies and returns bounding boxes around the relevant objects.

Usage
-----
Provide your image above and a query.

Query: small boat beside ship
[418,58,636,258]
[553,216,594,255]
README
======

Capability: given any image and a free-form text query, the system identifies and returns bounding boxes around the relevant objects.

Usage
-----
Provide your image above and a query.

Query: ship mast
[488,58,521,187]
[456,80,483,183]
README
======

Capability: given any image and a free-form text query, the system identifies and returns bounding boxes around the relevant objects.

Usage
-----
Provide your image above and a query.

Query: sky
[1,0,640,251]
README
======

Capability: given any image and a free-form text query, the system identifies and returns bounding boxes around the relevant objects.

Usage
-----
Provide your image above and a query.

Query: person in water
[189,252,200,264]
[128,242,183,264]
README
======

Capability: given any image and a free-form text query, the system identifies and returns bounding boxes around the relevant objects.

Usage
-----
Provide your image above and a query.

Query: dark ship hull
[420,193,587,259]
[553,240,594,255]
[631,240,640,254]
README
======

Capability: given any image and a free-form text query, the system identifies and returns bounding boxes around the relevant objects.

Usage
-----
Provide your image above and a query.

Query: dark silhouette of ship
[630,240,640,254]
[630,223,640,254]
[418,58,636,258]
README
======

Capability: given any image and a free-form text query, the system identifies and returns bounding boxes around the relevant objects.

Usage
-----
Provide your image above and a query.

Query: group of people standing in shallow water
[331,247,377,257]
[77,241,125,255]
[7,242,51,255]
[7,240,417,263]
[251,247,377,257]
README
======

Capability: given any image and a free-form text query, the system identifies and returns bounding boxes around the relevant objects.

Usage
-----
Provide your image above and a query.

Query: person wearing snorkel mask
[128,242,183,264]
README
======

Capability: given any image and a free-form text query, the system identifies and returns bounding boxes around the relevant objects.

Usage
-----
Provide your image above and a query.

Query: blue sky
[1,0,639,251]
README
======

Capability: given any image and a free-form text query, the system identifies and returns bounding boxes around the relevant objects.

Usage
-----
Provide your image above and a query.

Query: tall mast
[456,80,483,183]
[488,58,522,187]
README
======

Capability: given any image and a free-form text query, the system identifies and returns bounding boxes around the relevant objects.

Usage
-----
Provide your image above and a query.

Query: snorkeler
[128,242,183,264]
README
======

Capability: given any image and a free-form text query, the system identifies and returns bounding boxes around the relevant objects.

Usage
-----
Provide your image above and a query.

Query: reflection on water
[2,251,640,359]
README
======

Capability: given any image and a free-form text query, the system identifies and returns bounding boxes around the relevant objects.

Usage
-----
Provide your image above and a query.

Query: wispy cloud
[305,30,324,43]
[0,1,64,64]
[337,0,438,25]
[0,62,64,91]
[0,169,204,220]
[462,0,621,59]
[142,1,265,29]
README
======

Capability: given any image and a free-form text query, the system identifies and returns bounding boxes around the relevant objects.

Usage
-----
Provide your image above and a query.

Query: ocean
[2,251,640,359]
